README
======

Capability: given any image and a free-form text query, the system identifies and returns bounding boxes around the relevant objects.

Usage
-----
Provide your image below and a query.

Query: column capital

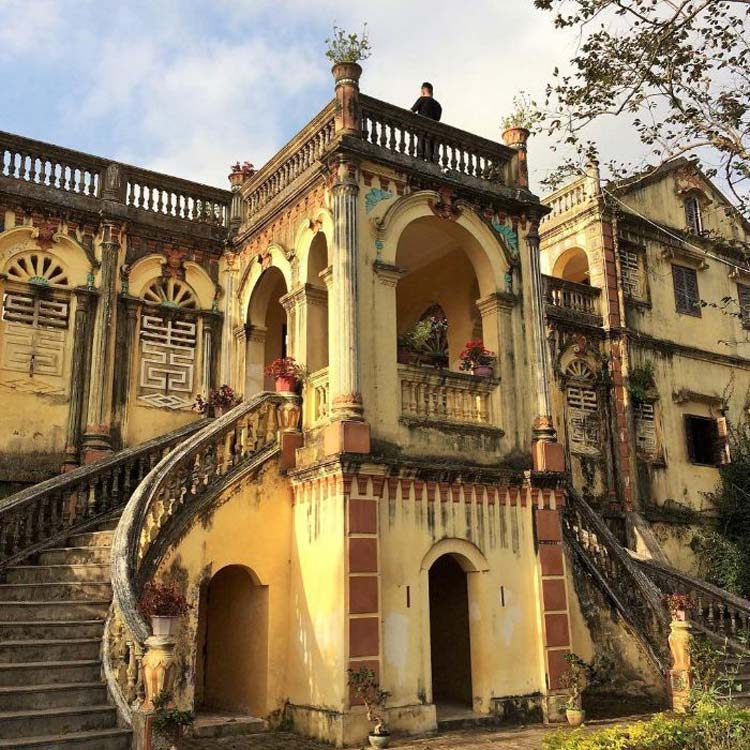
[476,291,517,317]
[372,261,407,288]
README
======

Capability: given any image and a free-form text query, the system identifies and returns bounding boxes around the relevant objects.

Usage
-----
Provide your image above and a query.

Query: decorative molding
[364,187,394,214]
[372,261,407,287]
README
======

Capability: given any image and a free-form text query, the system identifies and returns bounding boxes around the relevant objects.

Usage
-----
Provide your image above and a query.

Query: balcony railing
[1,130,231,227]
[543,275,602,322]
[241,103,336,228]
[360,95,513,185]
[398,364,497,427]
[305,367,330,428]
[541,176,594,223]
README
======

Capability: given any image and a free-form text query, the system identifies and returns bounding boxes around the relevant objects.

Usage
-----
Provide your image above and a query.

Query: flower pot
[472,365,494,378]
[212,405,225,418]
[150,615,179,637]
[397,346,412,365]
[331,61,363,84]
[502,126,530,147]
[368,733,391,748]
[274,375,298,393]
[566,708,585,727]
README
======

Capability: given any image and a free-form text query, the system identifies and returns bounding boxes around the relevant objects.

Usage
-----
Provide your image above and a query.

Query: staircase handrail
[562,489,672,672]
[0,419,208,571]
[110,391,298,645]
[634,555,750,650]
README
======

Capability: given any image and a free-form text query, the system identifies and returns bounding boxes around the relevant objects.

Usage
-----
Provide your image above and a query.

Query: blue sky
[0,0,639,191]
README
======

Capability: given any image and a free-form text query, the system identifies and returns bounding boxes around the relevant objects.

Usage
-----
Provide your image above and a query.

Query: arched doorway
[246,267,288,394]
[428,554,473,708]
[198,565,268,716]
[305,232,329,372]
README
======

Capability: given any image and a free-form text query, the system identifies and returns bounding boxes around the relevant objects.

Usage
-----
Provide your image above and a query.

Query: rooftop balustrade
[1,130,231,228]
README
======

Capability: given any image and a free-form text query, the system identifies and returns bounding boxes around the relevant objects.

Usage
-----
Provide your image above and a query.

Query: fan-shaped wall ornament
[142,278,198,309]
[5,253,70,287]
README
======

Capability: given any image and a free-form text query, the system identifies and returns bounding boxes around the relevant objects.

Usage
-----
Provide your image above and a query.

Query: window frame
[671,264,702,317]
[684,196,703,235]
[737,283,750,330]
[684,414,719,467]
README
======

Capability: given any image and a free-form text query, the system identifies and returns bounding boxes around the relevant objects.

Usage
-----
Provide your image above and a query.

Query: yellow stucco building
[0,61,748,749]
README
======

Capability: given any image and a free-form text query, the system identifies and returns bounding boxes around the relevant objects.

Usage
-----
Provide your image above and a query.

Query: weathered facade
[1,62,749,750]
[540,161,750,572]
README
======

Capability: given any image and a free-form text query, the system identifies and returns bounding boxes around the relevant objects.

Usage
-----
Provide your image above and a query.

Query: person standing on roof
[411,82,442,122]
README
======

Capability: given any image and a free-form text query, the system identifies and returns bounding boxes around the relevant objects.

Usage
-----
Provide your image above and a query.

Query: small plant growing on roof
[501,93,543,132]
[325,23,372,64]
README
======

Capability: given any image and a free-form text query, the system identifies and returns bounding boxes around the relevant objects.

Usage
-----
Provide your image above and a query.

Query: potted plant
[459,340,496,377]
[151,690,193,750]
[500,93,541,146]
[193,385,241,417]
[666,593,696,622]
[139,581,190,638]
[264,357,303,393]
[325,23,372,82]
[560,653,594,727]
[347,666,390,748]
[397,319,432,365]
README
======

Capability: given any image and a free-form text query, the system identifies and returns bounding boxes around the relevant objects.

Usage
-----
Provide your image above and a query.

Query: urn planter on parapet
[331,61,363,85]
[264,357,303,394]
[472,365,494,378]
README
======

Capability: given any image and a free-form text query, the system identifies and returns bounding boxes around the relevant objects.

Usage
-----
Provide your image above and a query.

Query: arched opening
[429,554,473,710]
[305,232,329,372]
[246,267,288,394]
[197,565,269,717]
[395,217,486,370]
[553,247,590,285]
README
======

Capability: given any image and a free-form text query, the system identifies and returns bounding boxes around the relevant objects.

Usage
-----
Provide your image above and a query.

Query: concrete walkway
[184,715,650,750]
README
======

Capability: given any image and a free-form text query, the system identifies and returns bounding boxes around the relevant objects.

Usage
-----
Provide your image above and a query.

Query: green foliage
[501,93,543,132]
[325,24,372,64]
[533,0,750,217]
[560,653,595,710]
[628,361,655,404]
[543,705,750,750]
[151,691,193,741]
[347,667,390,735]
[692,419,750,597]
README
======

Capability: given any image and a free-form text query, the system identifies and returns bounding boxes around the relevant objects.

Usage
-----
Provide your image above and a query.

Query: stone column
[526,222,564,472]
[324,157,370,455]
[81,221,121,463]
[219,254,240,388]
[62,288,96,471]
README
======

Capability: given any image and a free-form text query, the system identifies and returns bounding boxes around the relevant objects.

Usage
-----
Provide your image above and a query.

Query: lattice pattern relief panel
[1,292,68,377]
[138,314,196,410]
[620,249,643,299]
[566,384,600,452]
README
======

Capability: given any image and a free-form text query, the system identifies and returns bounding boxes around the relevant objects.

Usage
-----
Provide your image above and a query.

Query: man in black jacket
[411,82,442,122]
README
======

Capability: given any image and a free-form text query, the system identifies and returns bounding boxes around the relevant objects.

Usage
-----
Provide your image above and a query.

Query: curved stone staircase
[0,422,206,750]
[0,523,129,749]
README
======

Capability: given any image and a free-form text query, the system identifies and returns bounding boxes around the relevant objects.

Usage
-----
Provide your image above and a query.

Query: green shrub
[542,705,750,750]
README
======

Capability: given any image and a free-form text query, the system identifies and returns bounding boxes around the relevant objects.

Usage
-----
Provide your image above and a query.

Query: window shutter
[672,265,700,316]
[713,416,731,466]
[738,284,750,328]
[684,415,697,463]
[685,197,702,234]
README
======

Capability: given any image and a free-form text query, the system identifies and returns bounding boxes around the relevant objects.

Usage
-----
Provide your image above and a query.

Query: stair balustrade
[107,392,300,715]
[635,556,750,651]
[562,490,672,672]
[0,420,207,573]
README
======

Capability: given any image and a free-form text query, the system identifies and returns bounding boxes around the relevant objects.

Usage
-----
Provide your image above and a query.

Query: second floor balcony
[543,275,603,327]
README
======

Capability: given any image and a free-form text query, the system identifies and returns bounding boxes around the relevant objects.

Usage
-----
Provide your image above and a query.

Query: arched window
[564,360,600,453]
[137,277,201,410]
[1,252,70,379]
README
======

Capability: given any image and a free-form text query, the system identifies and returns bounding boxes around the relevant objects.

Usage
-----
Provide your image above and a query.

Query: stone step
[0,704,116,739]
[0,638,101,664]
[0,582,111,602]
[5,564,110,585]
[0,600,110,621]
[0,660,100,688]
[39,548,111,566]
[0,682,107,711]
[0,620,104,641]
[193,712,267,738]
[66,531,114,548]
[0,727,130,750]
